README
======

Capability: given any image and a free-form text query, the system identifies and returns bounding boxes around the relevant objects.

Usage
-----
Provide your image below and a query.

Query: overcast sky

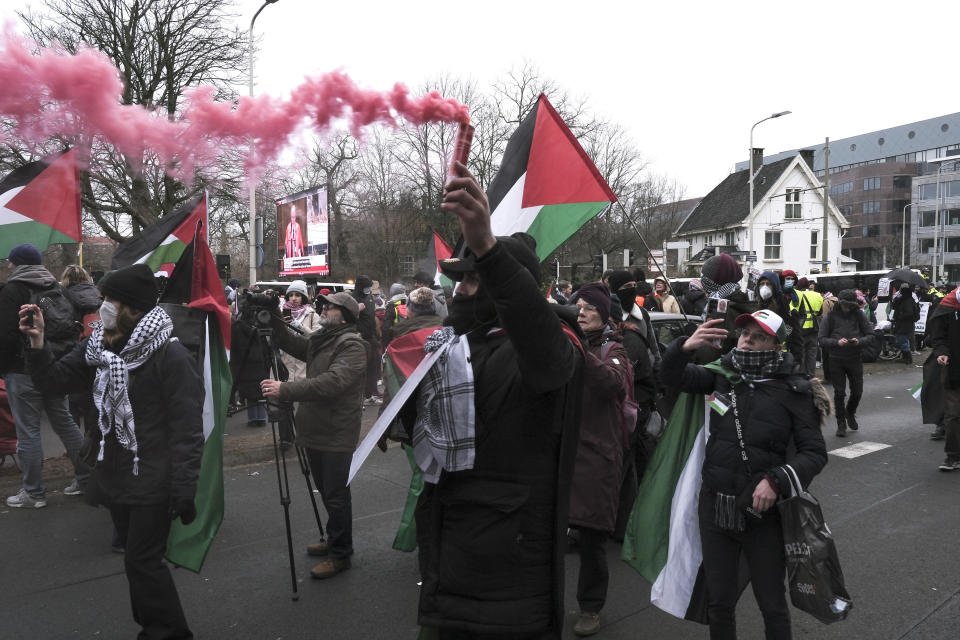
[3,0,958,198]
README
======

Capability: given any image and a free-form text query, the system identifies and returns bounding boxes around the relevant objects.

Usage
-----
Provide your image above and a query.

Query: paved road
[2,363,958,639]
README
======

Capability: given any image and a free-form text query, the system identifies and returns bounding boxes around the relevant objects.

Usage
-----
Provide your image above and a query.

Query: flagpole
[616,200,682,307]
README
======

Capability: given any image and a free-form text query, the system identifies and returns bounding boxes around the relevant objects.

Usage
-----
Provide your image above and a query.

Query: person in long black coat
[891,282,919,364]
[21,264,203,640]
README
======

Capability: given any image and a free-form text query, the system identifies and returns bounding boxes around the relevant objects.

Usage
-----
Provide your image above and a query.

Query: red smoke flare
[0,31,470,178]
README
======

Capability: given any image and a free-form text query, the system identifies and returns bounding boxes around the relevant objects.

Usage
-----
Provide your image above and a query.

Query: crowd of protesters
[5,210,960,639]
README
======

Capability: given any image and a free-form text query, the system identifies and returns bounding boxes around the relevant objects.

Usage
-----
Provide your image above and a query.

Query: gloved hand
[169,496,197,525]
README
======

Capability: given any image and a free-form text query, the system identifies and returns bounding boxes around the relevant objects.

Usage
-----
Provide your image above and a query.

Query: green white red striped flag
[485,94,616,261]
[111,195,207,275]
[161,220,231,572]
[911,382,922,401]
[0,148,81,257]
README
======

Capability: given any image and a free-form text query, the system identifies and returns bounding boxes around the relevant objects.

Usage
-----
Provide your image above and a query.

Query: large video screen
[276,185,329,277]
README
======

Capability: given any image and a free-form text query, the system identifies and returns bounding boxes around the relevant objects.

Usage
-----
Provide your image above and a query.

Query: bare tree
[13,0,249,240]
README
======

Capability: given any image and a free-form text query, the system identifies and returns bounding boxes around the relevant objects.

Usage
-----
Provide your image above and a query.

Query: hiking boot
[931,425,946,441]
[573,612,601,637]
[847,415,859,431]
[938,457,960,472]
[63,479,84,496]
[306,540,329,557]
[6,489,47,509]
[310,556,350,579]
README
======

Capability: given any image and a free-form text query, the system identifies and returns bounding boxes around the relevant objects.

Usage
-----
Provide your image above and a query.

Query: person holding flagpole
[19,263,204,640]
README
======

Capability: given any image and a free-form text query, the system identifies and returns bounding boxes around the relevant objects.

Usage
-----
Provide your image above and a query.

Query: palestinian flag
[911,382,922,401]
[486,94,616,261]
[419,230,454,289]
[111,195,206,275]
[622,391,710,620]
[382,326,438,552]
[0,148,81,257]
[161,220,231,572]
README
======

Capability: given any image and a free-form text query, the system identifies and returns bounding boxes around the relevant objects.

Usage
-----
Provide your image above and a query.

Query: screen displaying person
[284,205,305,259]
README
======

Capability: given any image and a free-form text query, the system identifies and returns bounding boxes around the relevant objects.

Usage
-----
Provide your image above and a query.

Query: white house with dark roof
[675,152,850,276]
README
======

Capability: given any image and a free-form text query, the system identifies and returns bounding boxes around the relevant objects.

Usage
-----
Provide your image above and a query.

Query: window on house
[724,231,735,246]
[948,180,960,197]
[764,231,781,260]
[863,201,881,214]
[810,230,819,259]
[947,209,960,226]
[863,177,881,191]
[920,210,936,227]
[947,237,960,253]
[398,255,415,276]
[785,188,802,219]
[830,181,854,196]
[919,239,934,253]
[839,204,854,216]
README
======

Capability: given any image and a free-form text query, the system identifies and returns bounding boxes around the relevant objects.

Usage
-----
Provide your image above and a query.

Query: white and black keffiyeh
[84,306,173,475]
[412,326,477,484]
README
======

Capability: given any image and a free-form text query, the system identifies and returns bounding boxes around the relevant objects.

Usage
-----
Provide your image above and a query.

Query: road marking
[828,441,892,459]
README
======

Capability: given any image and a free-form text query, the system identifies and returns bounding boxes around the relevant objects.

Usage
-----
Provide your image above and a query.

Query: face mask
[759,285,773,300]
[445,289,498,335]
[99,300,119,330]
[617,287,637,306]
[784,279,795,289]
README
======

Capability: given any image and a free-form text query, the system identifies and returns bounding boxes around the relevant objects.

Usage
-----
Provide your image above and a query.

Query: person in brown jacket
[568,282,631,637]
[261,291,367,579]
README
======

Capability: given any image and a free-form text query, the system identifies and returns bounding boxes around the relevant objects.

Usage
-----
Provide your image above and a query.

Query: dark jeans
[829,357,863,423]
[698,490,791,640]
[941,370,960,459]
[305,448,354,558]
[574,526,609,613]
[110,503,193,640]
[801,331,819,378]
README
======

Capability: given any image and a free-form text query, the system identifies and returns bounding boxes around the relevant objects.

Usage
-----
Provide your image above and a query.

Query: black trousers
[110,503,192,640]
[573,526,609,613]
[698,490,791,640]
[829,356,863,422]
[305,448,354,558]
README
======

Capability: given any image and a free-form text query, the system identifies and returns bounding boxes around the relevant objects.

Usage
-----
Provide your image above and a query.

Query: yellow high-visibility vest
[790,290,823,330]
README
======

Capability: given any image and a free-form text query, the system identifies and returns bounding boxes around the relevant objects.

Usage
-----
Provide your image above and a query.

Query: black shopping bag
[778,465,853,624]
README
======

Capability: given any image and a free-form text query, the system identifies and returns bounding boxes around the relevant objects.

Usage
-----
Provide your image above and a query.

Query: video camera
[240,290,282,328]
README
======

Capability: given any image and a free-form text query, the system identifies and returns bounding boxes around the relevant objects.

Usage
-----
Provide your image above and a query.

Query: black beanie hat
[572,282,611,323]
[98,264,158,312]
[356,275,373,290]
[607,270,635,294]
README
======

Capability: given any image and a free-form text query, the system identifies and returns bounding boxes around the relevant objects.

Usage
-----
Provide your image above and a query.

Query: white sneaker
[63,479,84,496]
[6,489,47,509]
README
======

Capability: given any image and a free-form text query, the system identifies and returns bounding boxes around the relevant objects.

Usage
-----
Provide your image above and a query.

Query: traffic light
[215,254,231,280]
[593,254,603,274]
[627,249,635,265]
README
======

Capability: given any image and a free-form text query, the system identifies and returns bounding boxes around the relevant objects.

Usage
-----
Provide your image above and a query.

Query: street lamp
[248,0,281,287]
[748,111,792,252]
[902,202,914,268]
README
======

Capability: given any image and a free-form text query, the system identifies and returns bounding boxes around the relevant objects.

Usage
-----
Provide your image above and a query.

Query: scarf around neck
[84,306,173,475]
[729,347,782,379]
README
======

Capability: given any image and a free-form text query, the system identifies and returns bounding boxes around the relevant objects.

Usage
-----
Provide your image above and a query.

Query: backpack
[29,284,81,357]
[600,340,639,448]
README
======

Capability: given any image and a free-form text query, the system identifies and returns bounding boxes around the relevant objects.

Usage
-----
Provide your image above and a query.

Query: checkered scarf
[728,347,782,379]
[701,277,740,300]
[84,306,173,475]
[412,326,477,484]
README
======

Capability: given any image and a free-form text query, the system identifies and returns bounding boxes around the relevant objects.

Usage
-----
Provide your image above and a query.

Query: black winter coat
[818,306,875,361]
[661,338,827,499]
[891,293,919,335]
[26,337,204,505]
[412,241,584,637]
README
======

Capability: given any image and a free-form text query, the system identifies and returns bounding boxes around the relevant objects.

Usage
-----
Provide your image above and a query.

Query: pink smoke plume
[0,31,469,178]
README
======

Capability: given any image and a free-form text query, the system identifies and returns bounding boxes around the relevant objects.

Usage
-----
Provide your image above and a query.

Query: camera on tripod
[241,290,282,328]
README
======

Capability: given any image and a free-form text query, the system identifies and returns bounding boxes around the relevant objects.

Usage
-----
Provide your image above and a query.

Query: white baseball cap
[735,309,786,341]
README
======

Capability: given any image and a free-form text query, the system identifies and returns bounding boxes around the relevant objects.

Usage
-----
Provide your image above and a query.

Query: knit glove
[169,496,197,525]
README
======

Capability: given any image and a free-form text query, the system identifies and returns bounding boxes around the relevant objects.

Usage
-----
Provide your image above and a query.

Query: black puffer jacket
[661,338,827,498]
[411,241,583,637]
[818,305,875,361]
[26,336,204,505]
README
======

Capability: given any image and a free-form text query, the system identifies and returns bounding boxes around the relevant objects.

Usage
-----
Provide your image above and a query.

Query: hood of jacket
[65,281,102,311]
[8,264,56,289]
[756,270,783,297]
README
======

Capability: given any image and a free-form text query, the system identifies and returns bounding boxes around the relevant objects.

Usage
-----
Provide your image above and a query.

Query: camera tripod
[248,322,326,601]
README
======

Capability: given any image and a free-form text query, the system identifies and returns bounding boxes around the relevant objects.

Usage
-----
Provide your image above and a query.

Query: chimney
[799,149,815,170]
[751,148,764,175]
